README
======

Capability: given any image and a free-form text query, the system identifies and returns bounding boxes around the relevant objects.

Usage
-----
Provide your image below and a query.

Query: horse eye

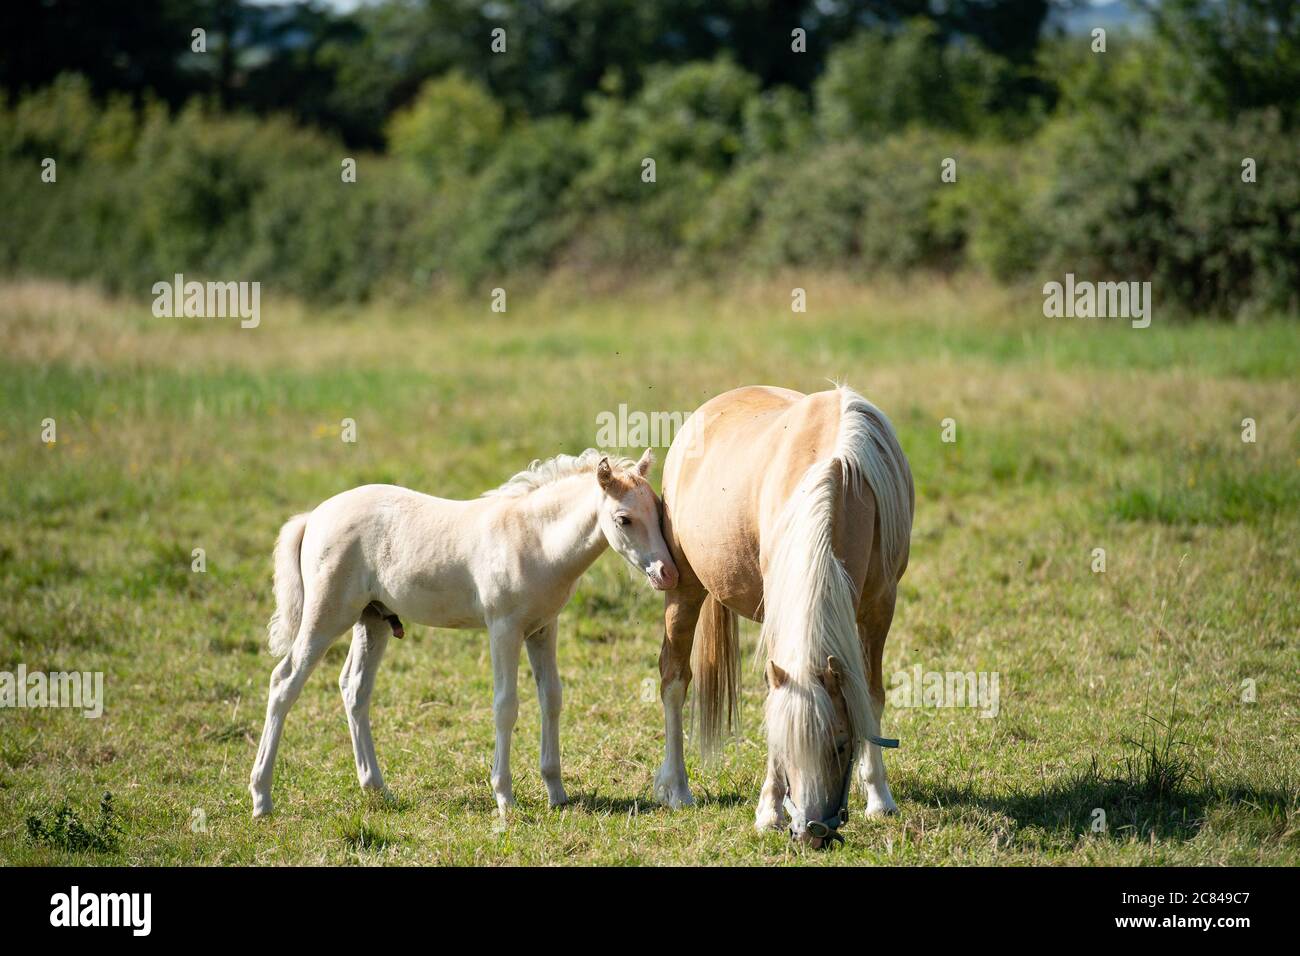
[616,514,631,527]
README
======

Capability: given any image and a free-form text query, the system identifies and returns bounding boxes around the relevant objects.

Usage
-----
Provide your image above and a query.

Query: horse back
[663,385,877,620]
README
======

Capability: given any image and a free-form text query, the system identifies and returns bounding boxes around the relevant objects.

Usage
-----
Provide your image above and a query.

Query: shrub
[445,117,587,284]
[740,86,813,160]
[750,132,963,272]
[26,793,122,854]
[1041,108,1299,315]
[578,58,759,205]
[386,71,505,187]
[816,20,1035,142]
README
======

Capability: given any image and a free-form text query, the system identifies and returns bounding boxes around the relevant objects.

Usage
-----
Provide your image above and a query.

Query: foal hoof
[362,786,396,809]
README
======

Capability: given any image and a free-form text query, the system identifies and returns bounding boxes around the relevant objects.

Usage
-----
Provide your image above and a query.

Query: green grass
[0,275,1296,865]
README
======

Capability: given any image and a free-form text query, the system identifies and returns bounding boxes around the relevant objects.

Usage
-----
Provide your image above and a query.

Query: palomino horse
[249,449,678,818]
[653,385,913,846]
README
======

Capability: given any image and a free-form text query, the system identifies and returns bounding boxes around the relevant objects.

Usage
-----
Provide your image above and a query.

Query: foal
[249,449,678,818]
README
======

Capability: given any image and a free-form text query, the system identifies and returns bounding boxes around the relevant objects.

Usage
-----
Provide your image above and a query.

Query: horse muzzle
[646,561,678,590]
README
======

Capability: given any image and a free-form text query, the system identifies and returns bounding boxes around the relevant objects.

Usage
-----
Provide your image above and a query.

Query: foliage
[25,793,122,854]
[0,1,1297,313]
[386,72,505,187]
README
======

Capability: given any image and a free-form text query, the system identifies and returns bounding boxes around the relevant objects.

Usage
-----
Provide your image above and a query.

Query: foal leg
[488,621,526,816]
[858,588,899,816]
[339,605,391,797]
[525,618,567,808]
[654,583,706,808]
[250,597,357,817]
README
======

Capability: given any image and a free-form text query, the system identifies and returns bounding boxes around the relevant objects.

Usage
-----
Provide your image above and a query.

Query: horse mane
[483,448,638,498]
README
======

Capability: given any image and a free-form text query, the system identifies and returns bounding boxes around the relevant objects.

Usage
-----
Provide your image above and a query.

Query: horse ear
[822,655,843,695]
[596,456,614,490]
[636,448,654,476]
[766,660,790,689]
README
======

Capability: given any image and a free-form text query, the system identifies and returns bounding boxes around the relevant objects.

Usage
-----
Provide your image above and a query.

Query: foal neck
[514,474,607,582]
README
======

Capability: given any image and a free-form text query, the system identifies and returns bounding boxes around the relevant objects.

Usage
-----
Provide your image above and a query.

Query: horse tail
[267,512,310,658]
[759,387,912,749]
[691,593,740,760]
[836,387,913,581]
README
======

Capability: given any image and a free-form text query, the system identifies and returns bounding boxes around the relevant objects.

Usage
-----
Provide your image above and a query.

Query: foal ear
[766,660,790,689]
[635,448,654,476]
[596,456,614,490]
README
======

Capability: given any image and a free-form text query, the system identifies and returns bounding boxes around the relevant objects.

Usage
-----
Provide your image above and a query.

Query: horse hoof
[864,800,899,818]
[656,788,695,810]
[755,808,787,832]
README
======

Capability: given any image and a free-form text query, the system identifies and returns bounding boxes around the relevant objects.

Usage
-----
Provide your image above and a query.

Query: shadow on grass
[906,770,1296,844]
[565,790,750,815]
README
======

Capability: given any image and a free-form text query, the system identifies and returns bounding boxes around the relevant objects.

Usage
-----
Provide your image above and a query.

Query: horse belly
[378,567,484,631]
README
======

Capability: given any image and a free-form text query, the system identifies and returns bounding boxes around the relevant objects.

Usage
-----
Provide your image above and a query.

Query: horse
[652,385,913,846]
[248,448,678,818]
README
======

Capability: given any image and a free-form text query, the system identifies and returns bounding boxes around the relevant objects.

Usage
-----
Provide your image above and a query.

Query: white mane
[483,448,638,498]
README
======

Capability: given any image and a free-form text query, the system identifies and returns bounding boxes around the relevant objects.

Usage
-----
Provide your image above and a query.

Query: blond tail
[691,593,740,760]
[266,513,310,658]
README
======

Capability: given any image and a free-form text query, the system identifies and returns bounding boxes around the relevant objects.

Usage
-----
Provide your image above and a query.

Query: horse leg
[754,751,789,832]
[525,618,567,808]
[654,582,706,808]
[858,588,899,816]
[489,621,525,816]
[250,595,358,817]
[340,605,391,798]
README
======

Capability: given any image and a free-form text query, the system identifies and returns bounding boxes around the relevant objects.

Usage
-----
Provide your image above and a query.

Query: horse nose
[788,823,823,848]
[649,560,678,590]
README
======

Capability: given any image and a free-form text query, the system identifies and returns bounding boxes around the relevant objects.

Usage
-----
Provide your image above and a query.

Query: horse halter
[782,734,898,847]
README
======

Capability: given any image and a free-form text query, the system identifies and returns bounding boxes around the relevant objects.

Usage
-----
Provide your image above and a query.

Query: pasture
[0,276,1296,865]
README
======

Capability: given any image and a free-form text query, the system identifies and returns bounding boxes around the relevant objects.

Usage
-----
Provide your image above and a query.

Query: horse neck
[513,474,607,584]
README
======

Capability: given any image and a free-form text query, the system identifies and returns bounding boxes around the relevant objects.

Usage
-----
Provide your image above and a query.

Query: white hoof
[864,795,899,817]
[653,766,695,809]
[755,803,788,832]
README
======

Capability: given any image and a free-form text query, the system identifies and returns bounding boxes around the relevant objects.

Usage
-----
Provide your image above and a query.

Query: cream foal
[249,449,678,818]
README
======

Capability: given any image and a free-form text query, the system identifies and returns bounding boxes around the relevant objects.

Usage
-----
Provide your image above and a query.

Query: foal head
[595,450,679,591]
[765,655,854,848]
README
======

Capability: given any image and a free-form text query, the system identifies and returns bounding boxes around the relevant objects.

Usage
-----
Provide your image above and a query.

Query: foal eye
[616,515,631,527]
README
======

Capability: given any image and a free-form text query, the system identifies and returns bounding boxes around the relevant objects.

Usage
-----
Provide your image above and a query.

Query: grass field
[1,275,1297,865]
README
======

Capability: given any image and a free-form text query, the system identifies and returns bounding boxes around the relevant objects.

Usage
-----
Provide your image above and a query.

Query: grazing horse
[249,449,678,818]
[653,385,913,846]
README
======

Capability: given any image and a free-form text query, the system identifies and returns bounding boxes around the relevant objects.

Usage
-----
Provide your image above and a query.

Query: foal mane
[483,448,638,498]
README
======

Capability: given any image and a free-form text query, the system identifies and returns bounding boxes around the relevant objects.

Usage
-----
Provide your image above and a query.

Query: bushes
[386,72,504,187]
[1,12,1298,316]
[444,118,586,283]
[815,20,1042,142]
[1041,108,1299,315]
